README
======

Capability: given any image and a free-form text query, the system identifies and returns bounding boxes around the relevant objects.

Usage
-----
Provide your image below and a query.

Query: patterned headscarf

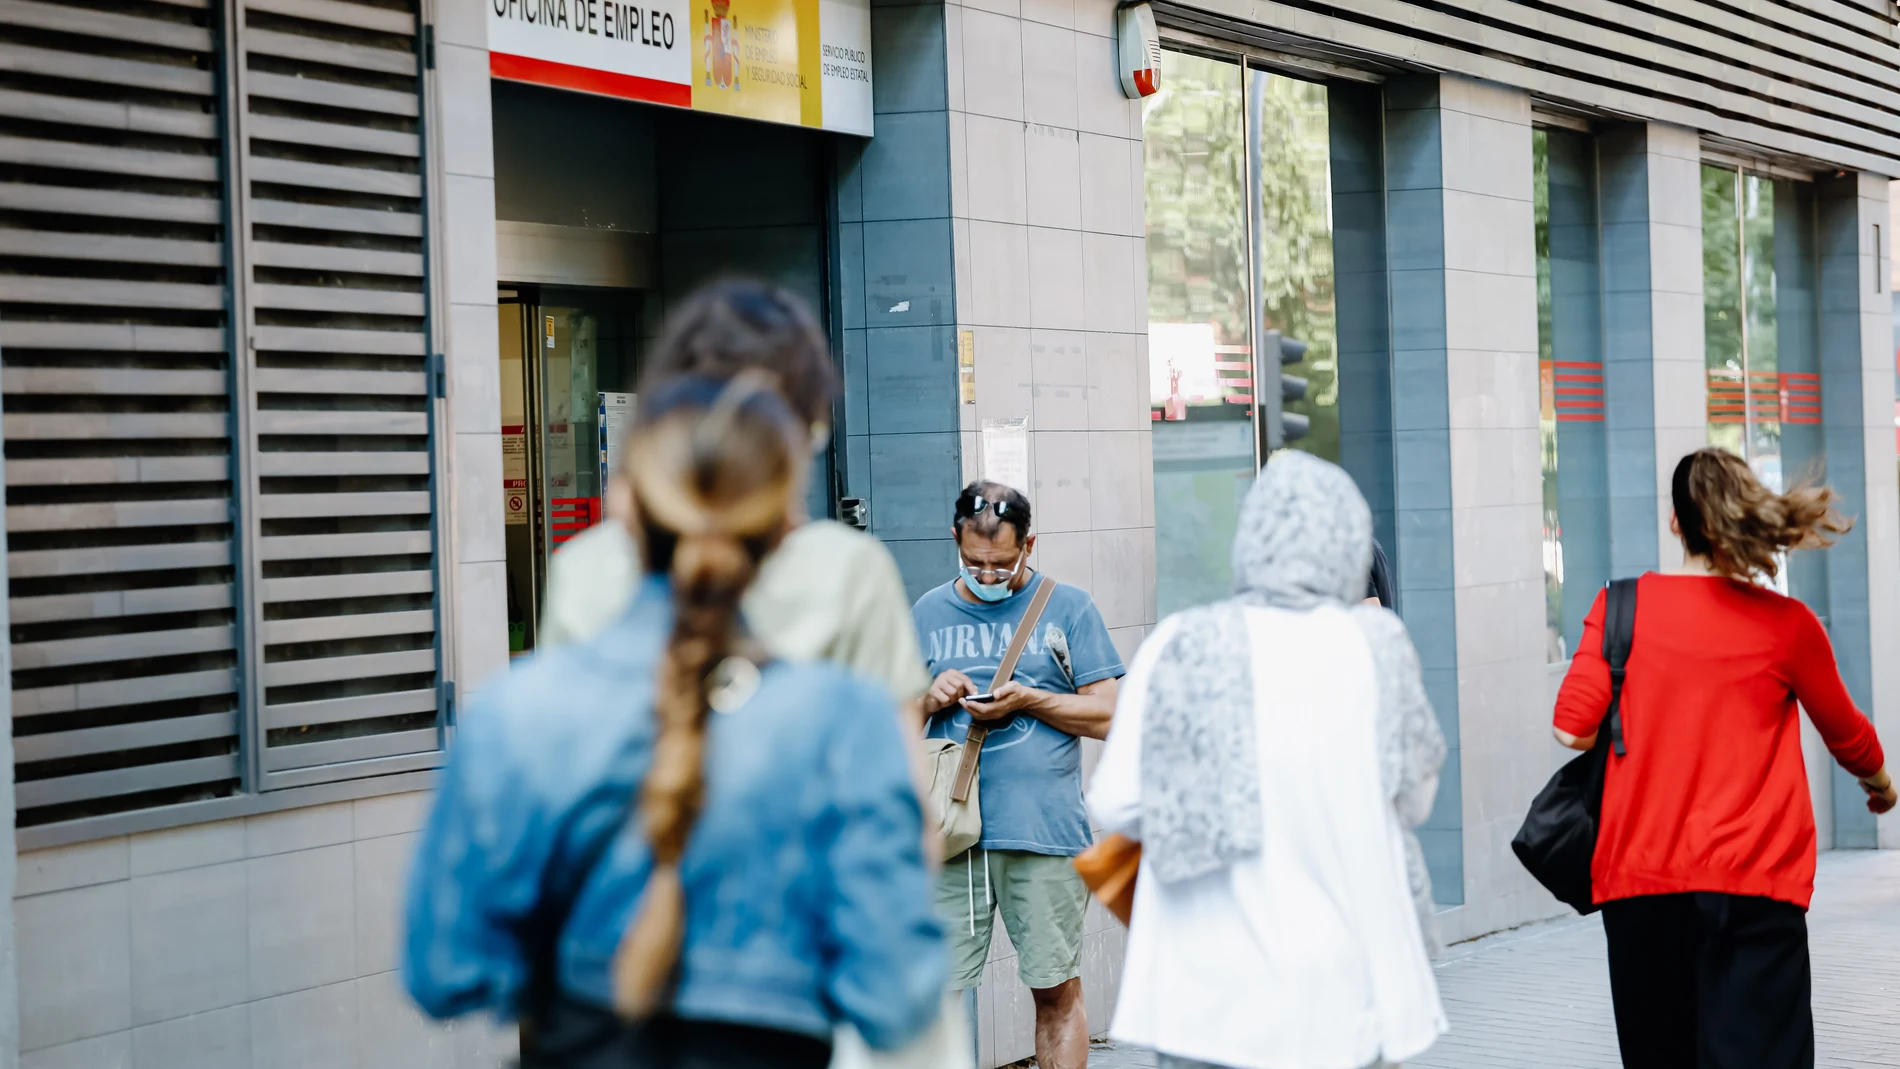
[1141,452,1373,883]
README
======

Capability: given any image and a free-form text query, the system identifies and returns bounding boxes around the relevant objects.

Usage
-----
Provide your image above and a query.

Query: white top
[539,519,931,701]
[1088,606,1446,1069]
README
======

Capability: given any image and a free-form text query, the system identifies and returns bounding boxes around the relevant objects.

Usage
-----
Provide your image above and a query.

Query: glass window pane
[1534,128,1610,661]
[1534,130,1562,661]
[1146,52,1251,616]
[1742,173,1781,489]
[1250,70,1338,464]
[1703,165,1746,461]
[1702,167,1786,491]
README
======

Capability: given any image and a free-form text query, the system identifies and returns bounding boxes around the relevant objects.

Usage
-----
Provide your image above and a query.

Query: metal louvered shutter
[5,0,447,839]
[230,0,443,788]
[1,0,243,826]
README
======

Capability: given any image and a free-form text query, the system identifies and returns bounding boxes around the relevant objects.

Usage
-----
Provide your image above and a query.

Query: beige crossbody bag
[923,577,1058,862]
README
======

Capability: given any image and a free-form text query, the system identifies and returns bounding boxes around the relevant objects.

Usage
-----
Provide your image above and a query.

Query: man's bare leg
[1030,977,1088,1069]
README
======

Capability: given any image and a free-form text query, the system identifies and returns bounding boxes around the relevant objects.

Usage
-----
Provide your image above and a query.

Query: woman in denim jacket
[403,374,946,1068]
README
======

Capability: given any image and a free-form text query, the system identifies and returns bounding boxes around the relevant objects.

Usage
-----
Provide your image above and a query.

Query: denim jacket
[402,577,946,1050]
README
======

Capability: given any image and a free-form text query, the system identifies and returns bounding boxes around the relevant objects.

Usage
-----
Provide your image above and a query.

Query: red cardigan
[1552,574,1886,909]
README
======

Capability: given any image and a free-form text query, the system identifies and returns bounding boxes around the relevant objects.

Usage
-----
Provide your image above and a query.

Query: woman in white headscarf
[1087,452,1447,1069]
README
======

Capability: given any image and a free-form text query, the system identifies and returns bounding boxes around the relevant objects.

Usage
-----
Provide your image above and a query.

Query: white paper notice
[979,417,1029,494]
[598,391,635,487]
[502,426,528,526]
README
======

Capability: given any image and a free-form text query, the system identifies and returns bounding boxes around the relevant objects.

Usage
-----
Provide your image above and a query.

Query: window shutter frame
[225,0,447,791]
[8,0,452,844]
[4,0,246,829]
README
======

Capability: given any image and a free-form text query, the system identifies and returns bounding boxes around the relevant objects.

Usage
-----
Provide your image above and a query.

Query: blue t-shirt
[915,573,1125,856]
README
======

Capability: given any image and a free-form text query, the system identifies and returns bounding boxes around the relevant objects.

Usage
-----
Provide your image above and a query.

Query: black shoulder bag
[1510,577,1637,916]
[516,805,639,1069]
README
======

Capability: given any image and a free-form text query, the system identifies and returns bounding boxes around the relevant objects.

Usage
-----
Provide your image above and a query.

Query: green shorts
[934,847,1088,991]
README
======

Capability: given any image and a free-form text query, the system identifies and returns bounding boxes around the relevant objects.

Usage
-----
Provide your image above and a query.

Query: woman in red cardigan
[1552,448,1895,1069]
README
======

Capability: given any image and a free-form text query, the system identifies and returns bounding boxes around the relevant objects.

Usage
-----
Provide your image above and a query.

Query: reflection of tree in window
[1142,56,1339,614]
[1534,129,1562,662]
[1251,73,1338,463]
[1144,52,1253,617]
[1702,165,1783,490]
[1534,126,1609,662]
[1144,53,1249,372]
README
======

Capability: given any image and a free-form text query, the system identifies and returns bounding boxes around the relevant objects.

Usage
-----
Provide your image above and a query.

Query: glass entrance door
[499,286,645,654]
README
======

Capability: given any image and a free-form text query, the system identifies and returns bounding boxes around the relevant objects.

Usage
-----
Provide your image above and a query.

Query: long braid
[611,373,803,1018]
[612,532,755,1016]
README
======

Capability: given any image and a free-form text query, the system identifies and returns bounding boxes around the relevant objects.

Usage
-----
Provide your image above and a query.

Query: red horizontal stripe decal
[490,51,692,109]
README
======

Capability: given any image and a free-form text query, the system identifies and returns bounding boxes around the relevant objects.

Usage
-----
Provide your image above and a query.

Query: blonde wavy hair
[1671,447,1852,581]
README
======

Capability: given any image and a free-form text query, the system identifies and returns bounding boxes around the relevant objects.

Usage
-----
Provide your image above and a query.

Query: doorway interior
[498,284,645,654]
[491,86,837,656]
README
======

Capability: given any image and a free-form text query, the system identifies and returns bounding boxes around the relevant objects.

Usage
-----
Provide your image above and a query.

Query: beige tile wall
[1846,175,1900,850]
[12,795,514,1069]
[13,6,514,1064]
[435,0,510,699]
[944,0,1154,1059]
[1637,123,1710,567]
[1431,76,1566,946]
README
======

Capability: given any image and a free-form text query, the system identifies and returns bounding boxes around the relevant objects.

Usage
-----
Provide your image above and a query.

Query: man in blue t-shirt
[915,481,1124,1069]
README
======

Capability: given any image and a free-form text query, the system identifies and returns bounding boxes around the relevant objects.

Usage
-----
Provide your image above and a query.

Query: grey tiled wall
[938,0,1153,1060]
[943,0,1153,656]
[1814,174,1900,848]
[10,8,517,1061]
[1430,77,1577,945]
[12,795,513,1069]
[1331,82,1398,564]
[438,0,511,701]
[1596,122,1702,578]
[835,0,964,602]
[1378,74,1574,943]
[1379,75,1467,906]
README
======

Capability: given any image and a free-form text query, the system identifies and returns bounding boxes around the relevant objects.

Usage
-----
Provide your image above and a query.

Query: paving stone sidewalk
[1088,849,1900,1069]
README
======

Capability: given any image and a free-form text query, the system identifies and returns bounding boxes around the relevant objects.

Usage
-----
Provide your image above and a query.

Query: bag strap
[1601,577,1638,758]
[518,802,632,1060]
[996,576,1058,685]
[950,576,1059,804]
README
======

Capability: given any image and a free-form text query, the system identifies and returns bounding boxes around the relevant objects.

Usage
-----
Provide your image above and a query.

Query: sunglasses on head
[955,494,1015,520]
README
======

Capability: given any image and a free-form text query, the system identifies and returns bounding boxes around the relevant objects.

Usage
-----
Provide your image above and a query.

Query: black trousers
[1601,892,1814,1069]
[519,997,831,1069]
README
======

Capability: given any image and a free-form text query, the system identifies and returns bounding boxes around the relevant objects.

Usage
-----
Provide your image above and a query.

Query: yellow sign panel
[692,0,822,127]
[489,0,872,135]
[958,329,976,405]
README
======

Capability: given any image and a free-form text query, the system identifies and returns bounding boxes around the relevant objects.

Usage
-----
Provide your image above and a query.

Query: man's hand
[924,669,976,715]
[962,680,1039,720]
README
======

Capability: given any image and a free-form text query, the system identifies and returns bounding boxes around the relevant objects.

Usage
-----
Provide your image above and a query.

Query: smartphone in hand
[965,692,995,703]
